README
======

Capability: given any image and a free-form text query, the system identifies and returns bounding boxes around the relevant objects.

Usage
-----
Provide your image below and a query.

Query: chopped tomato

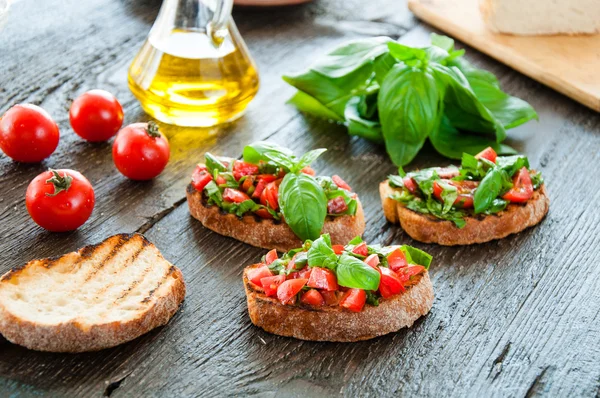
[241,175,255,192]
[288,267,312,280]
[436,167,460,179]
[300,289,324,306]
[265,249,278,265]
[258,174,278,183]
[261,274,285,297]
[432,180,475,209]
[475,146,497,163]
[332,245,344,255]
[253,179,266,199]
[327,196,348,214]
[248,265,272,286]
[233,160,259,180]
[401,176,417,194]
[260,181,279,210]
[332,175,352,191]
[255,208,273,219]
[191,166,213,192]
[223,188,251,203]
[340,288,366,312]
[387,249,408,272]
[321,291,340,306]
[277,278,308,304]
[378,267,405,298]
[307,267,338,291]
[216,175,227,186]
[396,265,426,284]
[301,166,315,176]
[352,242,368,257]
[364,254,380,268]
[502,167,533,203]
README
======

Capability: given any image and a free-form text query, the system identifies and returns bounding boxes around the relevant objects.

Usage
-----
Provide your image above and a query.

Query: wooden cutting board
[408,0,600,112]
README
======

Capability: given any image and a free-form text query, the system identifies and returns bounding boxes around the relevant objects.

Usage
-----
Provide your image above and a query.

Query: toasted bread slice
[380,180,550,246]
[186,184,366,252]
[0,233,186,352]
[243,264,434,342]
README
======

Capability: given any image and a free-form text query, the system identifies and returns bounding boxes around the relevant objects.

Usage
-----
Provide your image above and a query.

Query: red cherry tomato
[261,274,285,297]
[352,242,368,257]
[396,265,426,283]
[364,254,380,268]
[403,176,418,194]
[112,122,170,180]
[255,208,274,219]
[277,278,308,304]
[332,175,352,191]
[260,181,279,210]
[69,90,123,142]
[502,167,534,203]
[241,175,255,192]
[387,249,408,272]
[192,165,213,192]
[340,288,366,312]
[300,289,325,306]
[25,169,95,232]
[247,264,272,286]
[475,146,497,163]
[307,267,339,291]
[378,267,405,298]
[232,160,259,181]
[321,291,341,306]
[265,249,278,265]
[327,196,348,214]
[301,166,316,176]
[432,180,476,209]
[332,245,344,255]
[223,188,251,203]
[0,104,59,163]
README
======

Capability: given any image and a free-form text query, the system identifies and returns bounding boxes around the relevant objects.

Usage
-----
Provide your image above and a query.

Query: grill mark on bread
[92,245,147,298]
[141,266,177,304]
[114,254,154,302]
[83,236,130,282]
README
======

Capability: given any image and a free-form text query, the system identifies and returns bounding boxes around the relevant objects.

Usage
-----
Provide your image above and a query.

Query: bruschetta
[380,147,549,245]
[243,234,434,342]
[187,142,365,252]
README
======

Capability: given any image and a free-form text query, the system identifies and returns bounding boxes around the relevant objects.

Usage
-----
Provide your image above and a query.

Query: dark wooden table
[1,0,599,396]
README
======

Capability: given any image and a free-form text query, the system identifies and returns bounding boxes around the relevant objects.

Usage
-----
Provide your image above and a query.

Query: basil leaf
[348,236,363,245]
[345,96,384,144]
[243,142,293,165]
[307,234,338,270]
[483,198,509,215]
[336,253,380,290]
[365,290,380,306]
[387,42,427,62]
[287,91,344,122]
[436,179,458,213]
[496,155,530,177]
[430,33,454,52]
[204,180,222,205]
[279,173,328,241]
[379,64,441,166]
[293,148,327,172]
[263,151,296,171]
[400,245,433,269]
[373,52,398,84]
[474,168,503,214]
[205,153,227,173]
[530,171,544,190]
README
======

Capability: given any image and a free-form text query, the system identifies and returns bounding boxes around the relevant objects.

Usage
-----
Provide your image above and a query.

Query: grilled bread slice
[0,233,186,352]
[186,184,366,252]
[380,180,550,245]
[243,264,434,342]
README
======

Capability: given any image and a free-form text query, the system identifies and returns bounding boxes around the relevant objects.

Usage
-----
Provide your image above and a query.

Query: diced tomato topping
[332,245,344,255]
[327,196,348,214]
[340,288,366,312]
[300,289,325,306]
[253,179,266,199]
[288,267,312,280]
[261,274,285,297]
[223,188,251,203]
[260,181,279,210]
[502,167,534,203]
[364,254,380,268]
[255,208,273,219]
[265,249,278,265]
[403,176,418,194]
[247,265,272,286]
[321,291,340,306]
[216,175,227,186]
[387,248,408,272]
[436,167,460,179]
[191,166,213,192]
[258,174,278,183]
[432,180,475,209]
[301,166,316,176]
[307,267,338,291]
[241,175,255,192]
[475,146,497,163]
[352,242,368,257]
[277,278,308,305]
[378,267,405,298]
[332,175,352,191]
[233,160,259,181]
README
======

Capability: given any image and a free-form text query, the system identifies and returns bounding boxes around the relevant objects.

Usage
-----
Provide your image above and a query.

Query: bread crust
[0,234,186,353]
[243,264,434,342]
[186,184,366,252]
[380,180,550,246]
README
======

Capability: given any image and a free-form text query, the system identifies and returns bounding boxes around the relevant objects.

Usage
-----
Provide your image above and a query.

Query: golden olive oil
[128,30,259,127]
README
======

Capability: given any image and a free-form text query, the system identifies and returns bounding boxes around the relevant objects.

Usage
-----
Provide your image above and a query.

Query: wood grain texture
[1,0,599,397]
[408,0,600,112]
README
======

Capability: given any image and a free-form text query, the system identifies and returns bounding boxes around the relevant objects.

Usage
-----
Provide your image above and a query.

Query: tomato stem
[45,169,72,197]
[145,121,161,138]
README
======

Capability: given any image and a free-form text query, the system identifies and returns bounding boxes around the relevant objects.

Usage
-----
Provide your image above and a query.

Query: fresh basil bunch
[283,33,537,166]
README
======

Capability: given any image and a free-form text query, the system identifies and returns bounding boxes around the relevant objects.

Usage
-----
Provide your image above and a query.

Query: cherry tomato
[223,188,251,203]
[332,175,352,191]
[327,196,348,214]
[475,146,497,163]
[301,166,316,176]
[112,122,170,180]
[277,278,308,305]
[352,242,368,257]
[340,288,366,312]
[216,175,227,185]
[261,274,285,297]
[396,265,426,283]
[69,90,123,142]
[260,181,279,210]
[307,267,338,291]
[378,267,405,298]
[232,160,259,181]
[25,169,95,232]
[241,175,255,192]
[387,249,408,272]
[300,289,325,306]
[265,249,278,265]
[0,104,59,163]
[255,208,274,219]
[248,264,272,286]
[364,254,380,268]
[321,291,341,306]
[403,176,418,194]
[502,167,534,203]
[433,180,476,209]
[332,245,344,255]
[192,165,213,192]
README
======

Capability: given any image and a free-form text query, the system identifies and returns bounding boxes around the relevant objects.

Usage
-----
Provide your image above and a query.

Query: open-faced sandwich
[243,234,434,342]
[380,147,549,245]
[187,142,365,252]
